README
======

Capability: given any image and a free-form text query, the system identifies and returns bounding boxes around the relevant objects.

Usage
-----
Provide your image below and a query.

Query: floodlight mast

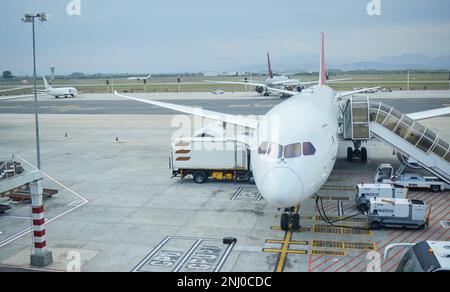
[21,12,54,267]
[21,13,48,170]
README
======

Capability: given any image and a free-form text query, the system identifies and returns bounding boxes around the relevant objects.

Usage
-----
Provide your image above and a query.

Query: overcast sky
[1,0,450,75]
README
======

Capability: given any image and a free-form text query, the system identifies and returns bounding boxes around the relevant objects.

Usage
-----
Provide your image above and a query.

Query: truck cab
[374,163,449,192]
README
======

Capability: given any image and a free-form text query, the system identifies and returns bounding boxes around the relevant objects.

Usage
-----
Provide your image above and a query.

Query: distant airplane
[40,76,77,98]
[211,89,224,95]
[206,53,302,97]
[127,75,152,81]
[207,53,350,98]
[114,33,450,231]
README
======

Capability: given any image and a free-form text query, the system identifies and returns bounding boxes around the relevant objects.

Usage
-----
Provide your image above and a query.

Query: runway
[0,98,448,115]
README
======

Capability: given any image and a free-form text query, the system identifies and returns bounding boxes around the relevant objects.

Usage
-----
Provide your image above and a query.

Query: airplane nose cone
[261,167,303,208]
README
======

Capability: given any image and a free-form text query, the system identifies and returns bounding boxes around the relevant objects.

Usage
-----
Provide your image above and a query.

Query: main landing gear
[280,207,300,231]
[347,141,367,163]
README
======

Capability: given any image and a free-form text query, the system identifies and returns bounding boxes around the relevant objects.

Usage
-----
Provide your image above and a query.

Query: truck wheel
[360,203,369,212]
[193,172,207,184]
[418,224,425,230]
[371,221,381,230]
[347,147,353,162]
[430,185,440,192]
[360,147,367,163]
[280,213,289,231]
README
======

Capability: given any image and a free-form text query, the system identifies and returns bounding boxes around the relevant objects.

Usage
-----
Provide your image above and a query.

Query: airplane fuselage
[45,87,77,98]
[260,76,299,96]
[250,84,339,208]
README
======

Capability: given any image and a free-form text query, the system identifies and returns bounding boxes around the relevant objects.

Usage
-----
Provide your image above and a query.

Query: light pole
[22,13,48,170]
[22,13,53,268]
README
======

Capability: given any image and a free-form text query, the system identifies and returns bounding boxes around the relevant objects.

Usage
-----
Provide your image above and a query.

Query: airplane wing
[204,80,266,87]
[282,78,352,86]
[406,107,450,121]
[327,78,353,83]
[270,79,300,86]
[0,86,32,93]
[0,93,45,101]
[266,87,297,96]
[114,91,258,129]
[335,86,381,99]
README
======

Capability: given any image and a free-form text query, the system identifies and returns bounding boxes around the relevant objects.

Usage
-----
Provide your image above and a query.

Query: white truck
[170,137,252,183]
[367,197,429,230]
[355,183,408,211]
[374,163,450,192]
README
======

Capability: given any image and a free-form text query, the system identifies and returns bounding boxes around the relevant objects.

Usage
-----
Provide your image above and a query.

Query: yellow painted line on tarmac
[263,248,307,255]
[276,230,293,272]
[271,226,310,232]
[265,239,308,245]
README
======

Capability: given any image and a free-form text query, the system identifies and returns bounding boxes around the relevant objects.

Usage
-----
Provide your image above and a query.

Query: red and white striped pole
[30,179,53,267]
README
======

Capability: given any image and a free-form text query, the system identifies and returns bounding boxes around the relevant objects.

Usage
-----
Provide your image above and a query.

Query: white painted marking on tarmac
[67,200,80,207]
[172,239,203,272]
[214,240,236,272]
[227,104,251,108]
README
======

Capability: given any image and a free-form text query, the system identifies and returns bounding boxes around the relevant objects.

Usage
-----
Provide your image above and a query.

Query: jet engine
[255,86,264,94]
[297,85,305,92]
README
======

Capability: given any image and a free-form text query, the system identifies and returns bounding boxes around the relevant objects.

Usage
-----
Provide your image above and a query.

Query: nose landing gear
[280,206,301,231]
[346,141,367,163]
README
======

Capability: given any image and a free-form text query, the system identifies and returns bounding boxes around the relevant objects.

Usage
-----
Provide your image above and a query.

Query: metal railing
[369,101,450,163]
[0,161,8,179]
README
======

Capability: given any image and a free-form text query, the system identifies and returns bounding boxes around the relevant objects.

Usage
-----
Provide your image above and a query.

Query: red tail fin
[267,53,273,79]
[319,32,326,85]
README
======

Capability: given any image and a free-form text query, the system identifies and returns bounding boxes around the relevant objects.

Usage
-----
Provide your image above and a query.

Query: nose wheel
[346,141,367,163]
[280,207,301,231]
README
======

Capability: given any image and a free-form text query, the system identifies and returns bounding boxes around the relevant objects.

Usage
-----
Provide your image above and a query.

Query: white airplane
[115,33,450,230]
[127,75,152,81]
[211,89,225,95]
[41,76,78,98]
[206,53,303,97]
[207,53,350,98]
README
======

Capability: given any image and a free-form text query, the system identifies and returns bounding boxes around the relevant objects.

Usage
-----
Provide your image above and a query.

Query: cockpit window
[303,142,316,156]
[268,143,283,158]
[284,143,302,158]
[258,142,269,154]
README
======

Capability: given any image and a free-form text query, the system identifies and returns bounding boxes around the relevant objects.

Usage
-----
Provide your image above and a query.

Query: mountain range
[233,54,450,74]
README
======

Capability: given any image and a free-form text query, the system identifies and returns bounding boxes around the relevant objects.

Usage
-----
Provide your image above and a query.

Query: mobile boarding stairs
[342,96,450,184]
